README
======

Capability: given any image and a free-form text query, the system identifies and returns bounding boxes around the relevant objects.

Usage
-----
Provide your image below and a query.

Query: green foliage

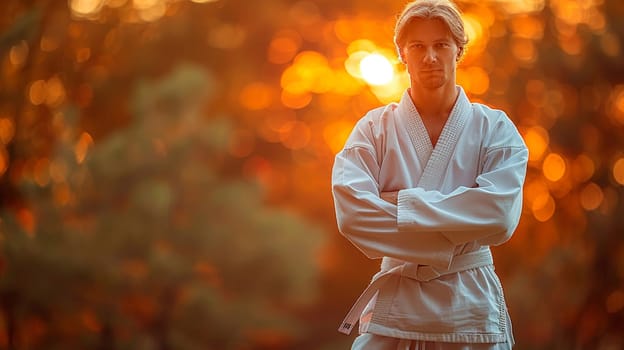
[3,0,624,349]
[0,63,324,349]
[0,7,41,54]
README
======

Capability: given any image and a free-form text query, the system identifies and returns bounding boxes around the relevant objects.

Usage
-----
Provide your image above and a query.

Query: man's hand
[380,191,399,205]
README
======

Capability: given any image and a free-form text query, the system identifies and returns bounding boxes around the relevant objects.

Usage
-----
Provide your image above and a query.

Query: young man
[331,0,528,349]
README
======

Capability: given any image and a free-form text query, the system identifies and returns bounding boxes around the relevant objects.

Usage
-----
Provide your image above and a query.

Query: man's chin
[420,80,446,90]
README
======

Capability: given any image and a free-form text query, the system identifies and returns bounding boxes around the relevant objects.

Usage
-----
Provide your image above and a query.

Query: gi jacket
[332,87,528,344]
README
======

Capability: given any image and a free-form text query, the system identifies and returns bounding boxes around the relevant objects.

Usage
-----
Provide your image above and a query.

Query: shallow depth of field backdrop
[1,0,624,349]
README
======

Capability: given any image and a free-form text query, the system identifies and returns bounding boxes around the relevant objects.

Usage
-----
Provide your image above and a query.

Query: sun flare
[359,53,394,86]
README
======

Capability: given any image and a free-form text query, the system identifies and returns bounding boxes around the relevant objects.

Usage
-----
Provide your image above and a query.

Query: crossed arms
[331,143,528,269]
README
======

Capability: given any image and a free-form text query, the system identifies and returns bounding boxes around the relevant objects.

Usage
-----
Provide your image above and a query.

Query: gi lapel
[418,87,471,190]
[398,90,433,171]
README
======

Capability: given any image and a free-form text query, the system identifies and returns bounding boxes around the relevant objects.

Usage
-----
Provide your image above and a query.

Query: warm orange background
[1,0,623,349]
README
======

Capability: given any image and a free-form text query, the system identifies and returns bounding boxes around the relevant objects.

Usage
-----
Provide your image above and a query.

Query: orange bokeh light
[607,85,624,126]
[75,132,94,164]
[281,90,312,109]
[542,153,566,182]
[612,158,624,186]
[0,146,8,177]
[510,15,544,40]
[531,192,556,222]
[571,154,595,183]
[457,66,490,95]
[279,120,311,150]
[267,30,302,65]
[240,82,273,111]
[522,126,549,162]
[323,121,353,154]
[579,182,603,211]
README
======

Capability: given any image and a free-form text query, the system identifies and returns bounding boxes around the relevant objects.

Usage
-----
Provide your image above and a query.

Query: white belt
[338,248,494,335]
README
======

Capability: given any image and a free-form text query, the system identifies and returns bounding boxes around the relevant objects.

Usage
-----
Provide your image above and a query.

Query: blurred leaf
[0,8,42,53]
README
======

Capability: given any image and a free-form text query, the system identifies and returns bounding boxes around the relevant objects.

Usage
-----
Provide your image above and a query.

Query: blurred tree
[2,0,624,349]
[0,63,324,349]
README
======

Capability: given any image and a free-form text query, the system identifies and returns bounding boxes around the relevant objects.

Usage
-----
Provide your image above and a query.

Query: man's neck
[409,84,458,119]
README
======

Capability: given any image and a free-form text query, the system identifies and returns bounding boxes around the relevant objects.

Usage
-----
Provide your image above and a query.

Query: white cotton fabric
[332,87,528,347]
[352,332,512,350]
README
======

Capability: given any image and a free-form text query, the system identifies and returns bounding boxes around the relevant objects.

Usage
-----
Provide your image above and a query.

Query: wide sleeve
[397,142,528,246]
[332,124,455,269]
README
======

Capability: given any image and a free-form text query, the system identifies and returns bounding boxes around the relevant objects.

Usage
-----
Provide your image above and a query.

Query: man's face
[400,18,460,91]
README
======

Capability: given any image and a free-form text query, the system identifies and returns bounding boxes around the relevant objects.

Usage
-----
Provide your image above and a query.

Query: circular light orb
[359,53,394,86]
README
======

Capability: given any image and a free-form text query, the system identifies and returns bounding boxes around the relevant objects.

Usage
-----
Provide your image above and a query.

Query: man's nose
[423,47,437,63]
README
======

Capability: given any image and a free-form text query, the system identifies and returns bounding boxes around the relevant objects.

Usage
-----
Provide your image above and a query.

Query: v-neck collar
[397,86,471,190]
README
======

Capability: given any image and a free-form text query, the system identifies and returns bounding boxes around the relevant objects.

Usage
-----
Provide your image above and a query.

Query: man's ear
[457,47,464,61]
[397,47,406,64]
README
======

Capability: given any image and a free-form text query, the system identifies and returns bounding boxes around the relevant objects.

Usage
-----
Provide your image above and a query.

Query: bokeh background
[1,0,624,349]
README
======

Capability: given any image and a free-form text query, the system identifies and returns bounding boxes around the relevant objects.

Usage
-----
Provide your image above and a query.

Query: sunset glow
[359,53,394,86]
[3,1,624,348]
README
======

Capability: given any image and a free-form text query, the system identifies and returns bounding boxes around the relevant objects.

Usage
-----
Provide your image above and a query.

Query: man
[331,0,528,349]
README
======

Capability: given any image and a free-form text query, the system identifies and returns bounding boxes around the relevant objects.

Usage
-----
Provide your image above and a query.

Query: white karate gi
[332,87,528,349]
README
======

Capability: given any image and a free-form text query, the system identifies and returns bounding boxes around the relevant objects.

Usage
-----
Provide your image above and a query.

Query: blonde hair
[394,0,468,62]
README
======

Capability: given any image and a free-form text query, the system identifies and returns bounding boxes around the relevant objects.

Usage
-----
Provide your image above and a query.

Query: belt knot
[401,263,441,282]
